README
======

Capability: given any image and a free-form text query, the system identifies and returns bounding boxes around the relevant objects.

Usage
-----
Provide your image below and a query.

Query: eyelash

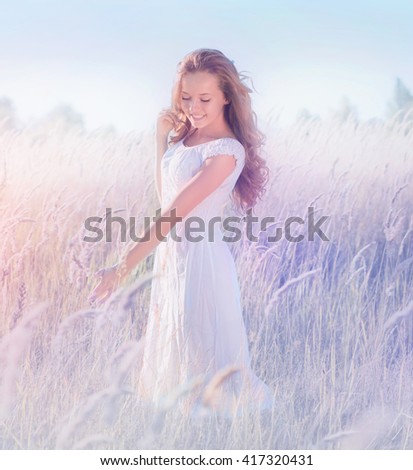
[181,98,210,102]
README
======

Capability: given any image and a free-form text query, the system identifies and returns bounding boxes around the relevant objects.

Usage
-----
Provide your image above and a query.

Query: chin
[193,121,208,129]
[190,117,208,128]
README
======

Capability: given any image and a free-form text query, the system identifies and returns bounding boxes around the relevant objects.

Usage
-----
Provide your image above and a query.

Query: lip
[191,115,205,121]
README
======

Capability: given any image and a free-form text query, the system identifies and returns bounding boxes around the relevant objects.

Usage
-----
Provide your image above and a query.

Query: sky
[0,0,412,132]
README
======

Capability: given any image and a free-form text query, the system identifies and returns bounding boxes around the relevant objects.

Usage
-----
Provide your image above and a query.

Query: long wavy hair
[168,48,269,214]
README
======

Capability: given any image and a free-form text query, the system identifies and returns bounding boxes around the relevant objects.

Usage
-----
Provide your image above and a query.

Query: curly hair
[168,48,270,214]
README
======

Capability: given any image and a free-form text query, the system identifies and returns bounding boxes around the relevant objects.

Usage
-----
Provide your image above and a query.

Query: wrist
[113,260,129,281]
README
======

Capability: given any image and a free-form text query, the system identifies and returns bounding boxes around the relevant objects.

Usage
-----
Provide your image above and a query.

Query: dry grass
[0,114,413,449]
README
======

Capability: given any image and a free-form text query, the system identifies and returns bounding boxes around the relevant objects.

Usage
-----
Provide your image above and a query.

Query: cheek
[210,104,223,115]
[181,103,191,115]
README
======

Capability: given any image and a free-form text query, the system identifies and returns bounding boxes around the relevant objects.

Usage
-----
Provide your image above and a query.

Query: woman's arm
[155,133,168,204]
[155,109,182,205]
[88,153,237,305]
[118,154,237,276]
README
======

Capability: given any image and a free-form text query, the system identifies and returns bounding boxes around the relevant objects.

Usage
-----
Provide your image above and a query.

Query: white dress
[137,136,274,416]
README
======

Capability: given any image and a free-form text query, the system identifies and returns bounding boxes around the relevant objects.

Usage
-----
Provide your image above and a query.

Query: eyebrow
[181,91,212,95]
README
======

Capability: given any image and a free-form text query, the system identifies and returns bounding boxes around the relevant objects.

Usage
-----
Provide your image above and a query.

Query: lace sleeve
[201,138,246,168]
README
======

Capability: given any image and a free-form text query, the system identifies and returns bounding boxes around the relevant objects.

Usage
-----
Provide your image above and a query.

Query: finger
[89,284,101,299]
[88,290,100,305]
[88,282,106,304]
[90,290,108,307]
[96,289,112,307]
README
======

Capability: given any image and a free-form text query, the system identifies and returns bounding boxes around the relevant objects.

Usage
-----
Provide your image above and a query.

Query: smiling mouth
[191,115,205,120]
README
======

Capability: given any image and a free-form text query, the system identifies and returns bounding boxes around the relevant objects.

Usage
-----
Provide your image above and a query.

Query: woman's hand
[88,265,121,307]
[156,108,181,140]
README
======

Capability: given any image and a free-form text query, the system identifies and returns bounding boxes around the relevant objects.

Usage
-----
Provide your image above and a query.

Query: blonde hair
[168,48,269,214]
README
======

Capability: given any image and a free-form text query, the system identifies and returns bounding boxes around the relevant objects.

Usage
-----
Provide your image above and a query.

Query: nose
[189,100,202,114]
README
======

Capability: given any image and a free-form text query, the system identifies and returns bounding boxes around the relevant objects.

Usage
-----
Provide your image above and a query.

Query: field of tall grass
[0,113,412,450]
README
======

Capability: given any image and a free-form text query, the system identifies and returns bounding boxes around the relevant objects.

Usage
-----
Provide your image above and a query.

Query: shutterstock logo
[83,206,330,243]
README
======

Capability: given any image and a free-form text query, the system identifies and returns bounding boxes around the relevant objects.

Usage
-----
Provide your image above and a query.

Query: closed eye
[181,97,210,102]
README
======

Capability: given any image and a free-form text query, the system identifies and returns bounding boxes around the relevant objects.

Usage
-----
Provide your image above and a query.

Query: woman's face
[180,71,229,130]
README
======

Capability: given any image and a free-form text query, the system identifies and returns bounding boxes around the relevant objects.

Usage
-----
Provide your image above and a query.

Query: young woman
[89,48,274,417]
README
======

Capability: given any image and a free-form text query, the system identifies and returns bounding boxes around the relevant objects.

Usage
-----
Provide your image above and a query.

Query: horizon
[1,0,412,132]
